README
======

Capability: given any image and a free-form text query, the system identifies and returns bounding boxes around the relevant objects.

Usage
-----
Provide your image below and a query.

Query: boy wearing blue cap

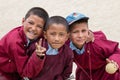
[66,12,120,80]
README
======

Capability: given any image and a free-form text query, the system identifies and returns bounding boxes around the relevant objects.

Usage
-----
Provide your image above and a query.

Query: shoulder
[1,26,25,46]
[64,44,72,51]
[90,37,119,50]
[93,31,107,40]
[91,30,119,48]
[63,44,73,57]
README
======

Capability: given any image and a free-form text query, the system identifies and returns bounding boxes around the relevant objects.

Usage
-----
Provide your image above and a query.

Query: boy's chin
[75,43,85,48]
[77,42,85,45]
[51,46,61,49]
[27,36,37,41]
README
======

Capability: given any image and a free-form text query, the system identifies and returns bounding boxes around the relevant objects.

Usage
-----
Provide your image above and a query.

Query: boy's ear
[65,33,70,41]
[22,18,25,24]
[67,33,70,38]
[43,31,47,39]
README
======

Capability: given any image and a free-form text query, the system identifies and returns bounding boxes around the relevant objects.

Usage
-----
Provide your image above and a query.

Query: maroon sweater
[31,40,73,80]
[0,26,44,80]
[73,31,120,80]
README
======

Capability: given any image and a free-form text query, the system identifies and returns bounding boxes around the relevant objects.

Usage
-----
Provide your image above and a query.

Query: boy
[31,16,73,80]
[66,12,120,80]
[0,7,49,80]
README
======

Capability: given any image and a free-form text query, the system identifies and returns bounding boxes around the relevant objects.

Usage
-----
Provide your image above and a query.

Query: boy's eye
[72,31,78,33]
[82,30,87,33]
[37,25,43,29]
[28,21,33,25]
[59,33,64,36]
[50,33,56,35]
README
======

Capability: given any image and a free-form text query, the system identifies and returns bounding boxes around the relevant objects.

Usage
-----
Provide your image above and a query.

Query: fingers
[106,58,116,63]
[86,30,94,43]
[35,46,46,57]
[36,47,46,53]
[42,38,46,47]
[35,43,39,50]
[106,58,119,69]
[106,58,111,63]
[35,38,42,48]
[36,47,46,57]
[35,38,46,57]
[88,30,94,42]
[36,52,45,56]
[114,62,119,68]
[38,38,42,46]
[106,58,115,63]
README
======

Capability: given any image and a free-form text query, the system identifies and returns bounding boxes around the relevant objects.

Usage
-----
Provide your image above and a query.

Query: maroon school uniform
[0,26,44,80]
[73,31,120,80]
[31,40,73,80]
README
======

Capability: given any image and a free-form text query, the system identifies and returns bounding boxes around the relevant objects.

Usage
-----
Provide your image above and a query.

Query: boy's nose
[55,35,59,40]
[31,26,37,31]
[78,32,83,37]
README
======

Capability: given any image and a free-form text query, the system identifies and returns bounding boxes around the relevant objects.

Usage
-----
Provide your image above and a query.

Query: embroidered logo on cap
[73,12,79,18]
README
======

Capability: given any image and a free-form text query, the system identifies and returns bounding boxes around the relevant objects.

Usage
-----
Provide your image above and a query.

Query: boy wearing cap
[66,12,120,80]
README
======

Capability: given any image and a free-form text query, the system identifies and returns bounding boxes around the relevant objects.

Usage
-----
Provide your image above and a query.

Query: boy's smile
[23,15,45,40]
[70,22,89,49]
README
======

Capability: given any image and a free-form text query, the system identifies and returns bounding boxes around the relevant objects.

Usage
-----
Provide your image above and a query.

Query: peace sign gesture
[35,38,46,57]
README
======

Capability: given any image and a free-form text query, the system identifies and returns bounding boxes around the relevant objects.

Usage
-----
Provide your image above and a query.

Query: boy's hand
[105,58,119,74]
[86,30,94,43]
[35,38,46,57]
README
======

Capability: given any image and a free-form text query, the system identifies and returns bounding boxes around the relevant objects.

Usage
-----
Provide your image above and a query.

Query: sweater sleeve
[94,38,120,70]
[0,27,45,78]
[93,31,107,40]
[11,40,45,78]
[62,48,73,80]
[108,48,120,71]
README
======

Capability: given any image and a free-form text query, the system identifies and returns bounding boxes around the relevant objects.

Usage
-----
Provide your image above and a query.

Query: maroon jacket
[0,26,44,80]
[73,31,120,80]
[31,40,73,80]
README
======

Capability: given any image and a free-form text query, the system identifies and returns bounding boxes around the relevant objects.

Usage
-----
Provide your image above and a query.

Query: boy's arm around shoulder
[93,30,107,40]
[93,34,120,71]
[86,30,107,43]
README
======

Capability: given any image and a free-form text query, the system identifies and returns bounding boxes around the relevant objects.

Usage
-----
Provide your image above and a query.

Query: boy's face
[44,23,69,49]
[22,15,45,40]
[70,22,89,49]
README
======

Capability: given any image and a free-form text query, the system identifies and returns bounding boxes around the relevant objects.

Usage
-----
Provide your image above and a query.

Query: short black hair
[25,7,49,24]
[44,16,69,32]
[69,18,88,31]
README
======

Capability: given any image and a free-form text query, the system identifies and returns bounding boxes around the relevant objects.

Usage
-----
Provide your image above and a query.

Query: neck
[76,44,85,50]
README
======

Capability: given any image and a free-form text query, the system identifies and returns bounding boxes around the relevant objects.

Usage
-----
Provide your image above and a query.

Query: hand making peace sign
[35,38,46,57]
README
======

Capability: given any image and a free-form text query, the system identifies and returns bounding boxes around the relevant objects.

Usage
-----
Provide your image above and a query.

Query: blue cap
[66,12,89,25]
